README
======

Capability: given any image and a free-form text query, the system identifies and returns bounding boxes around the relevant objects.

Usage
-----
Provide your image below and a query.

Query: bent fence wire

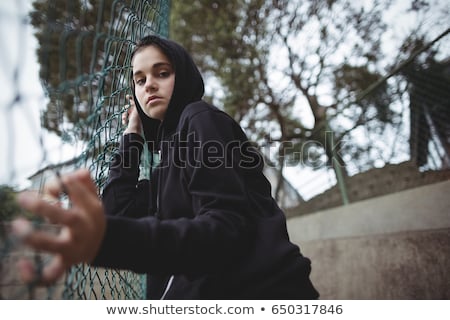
[0,0,449,299]
[0,0,170,299]
[285,27,450,215]
[288,27,450,215]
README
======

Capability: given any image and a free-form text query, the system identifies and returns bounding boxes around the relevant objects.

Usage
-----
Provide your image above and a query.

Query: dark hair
[131,35,175,63]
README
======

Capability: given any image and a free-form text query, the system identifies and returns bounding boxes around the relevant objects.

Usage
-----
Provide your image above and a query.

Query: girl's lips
[147,96,162,105]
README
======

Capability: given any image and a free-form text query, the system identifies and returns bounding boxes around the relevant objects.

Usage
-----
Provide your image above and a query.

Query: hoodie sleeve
[101,133,153,218]
[92,108,261,276]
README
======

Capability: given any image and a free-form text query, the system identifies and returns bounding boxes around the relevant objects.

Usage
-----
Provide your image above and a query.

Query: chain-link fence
[1,0,449,299]
[1,0,170,300]
[285,28,450,217]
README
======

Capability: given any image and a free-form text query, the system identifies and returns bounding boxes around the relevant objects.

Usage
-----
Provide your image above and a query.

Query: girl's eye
[136,78,145,85]
[159,71,170,78]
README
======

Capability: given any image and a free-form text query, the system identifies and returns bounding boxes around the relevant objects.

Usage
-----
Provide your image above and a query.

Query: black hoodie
[93,35,319,299]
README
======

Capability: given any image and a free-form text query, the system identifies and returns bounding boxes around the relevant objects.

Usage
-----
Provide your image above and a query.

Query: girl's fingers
[41,255,66,285]
[11,219,65,254]
[70,169,98,196]
[17,255,66,285]
[13,169,104,287]
[62,171,101,211]
[122,95,135,125]
[17,258,37,283]
[122,111,128,125]
[42,170,97,204]
[11,218,33,240]
[42,177,65,199]
[16,192,71,225]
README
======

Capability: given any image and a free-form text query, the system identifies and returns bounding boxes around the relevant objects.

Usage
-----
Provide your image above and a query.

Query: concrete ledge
[287,180,450,242]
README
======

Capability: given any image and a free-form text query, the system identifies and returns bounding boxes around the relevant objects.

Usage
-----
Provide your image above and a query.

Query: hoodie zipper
[156,149,161,215]
[155,124,164,218]
[155,125,175,299]
[160,275,174,300]
[156,147,173,300]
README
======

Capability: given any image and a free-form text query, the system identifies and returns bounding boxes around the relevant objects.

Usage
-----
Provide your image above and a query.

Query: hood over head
[130,35,205,150]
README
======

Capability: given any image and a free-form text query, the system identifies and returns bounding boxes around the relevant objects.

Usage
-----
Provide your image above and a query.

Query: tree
[31,0,106,141]
[0,185,21,222]
[170,0,409,200]
[0,184,21,299]
[29,0,169,143]
[28,0,172,183]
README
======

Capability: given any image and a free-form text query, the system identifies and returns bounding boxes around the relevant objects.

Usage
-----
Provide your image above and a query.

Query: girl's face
[132,45,175,121]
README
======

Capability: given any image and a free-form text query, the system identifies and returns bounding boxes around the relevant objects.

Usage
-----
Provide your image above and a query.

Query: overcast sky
[0,0,82,188]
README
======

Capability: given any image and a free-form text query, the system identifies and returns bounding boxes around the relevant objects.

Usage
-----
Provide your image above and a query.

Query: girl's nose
[145,77,157,91]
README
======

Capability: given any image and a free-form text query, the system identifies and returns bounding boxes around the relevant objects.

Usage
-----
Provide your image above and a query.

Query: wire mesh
[287,27,450,214]
[1,0,449,299]
[1,0,170,299]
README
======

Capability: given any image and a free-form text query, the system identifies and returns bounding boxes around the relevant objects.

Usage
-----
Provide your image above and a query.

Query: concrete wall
[287,180,450,299]
[286,162,450,216]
